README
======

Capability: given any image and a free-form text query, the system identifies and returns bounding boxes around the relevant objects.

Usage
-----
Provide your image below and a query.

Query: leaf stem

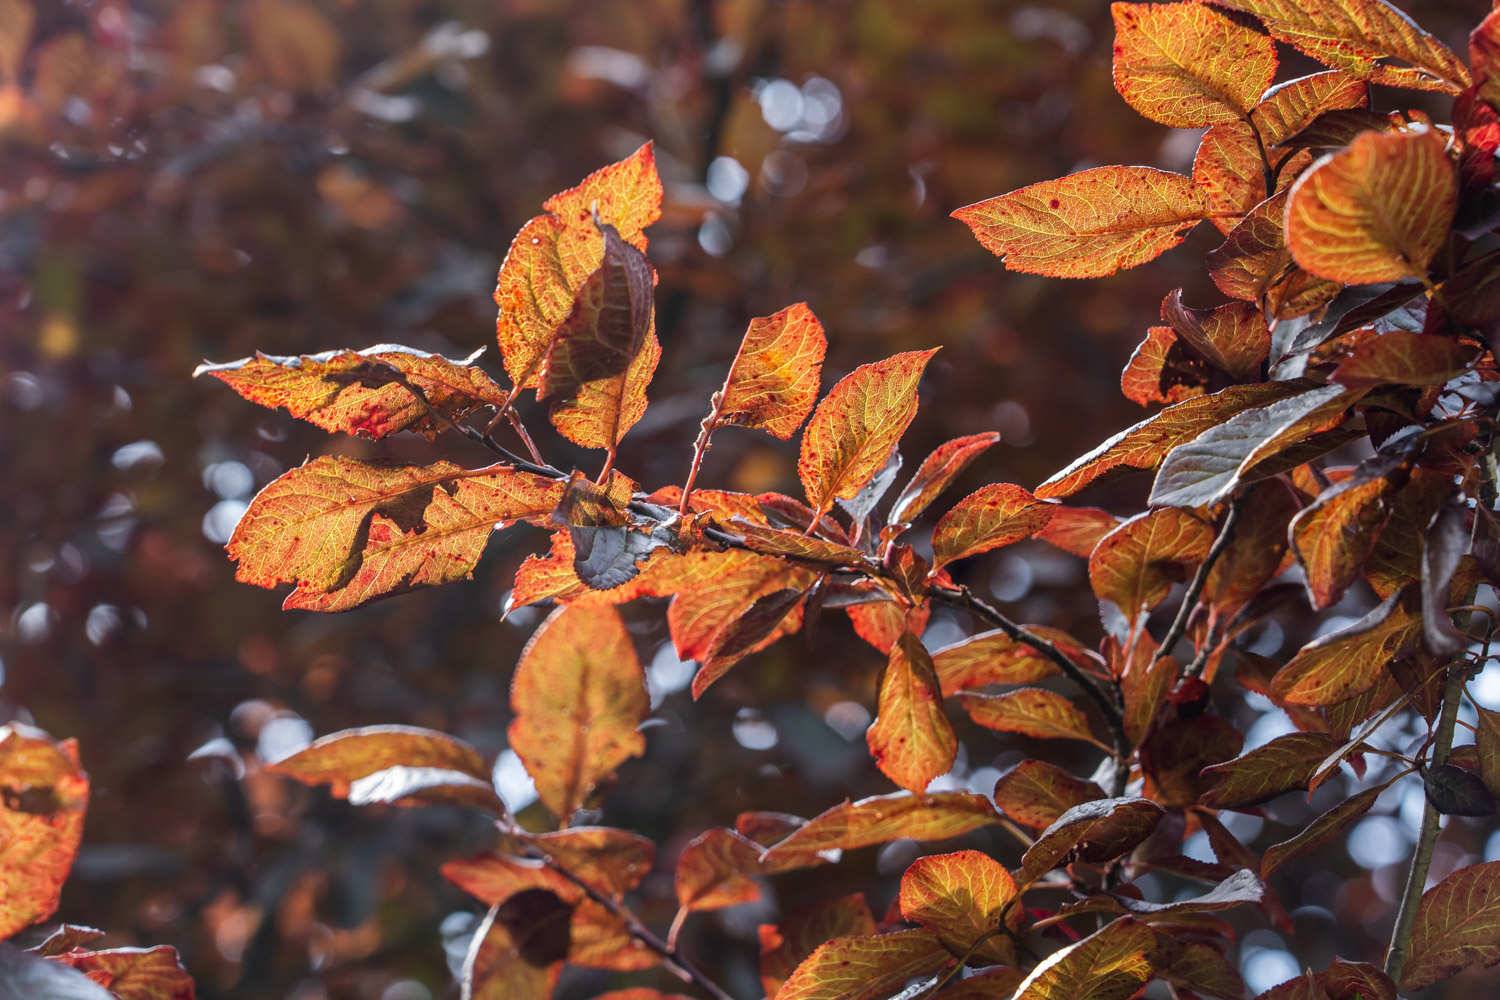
[679,392,724,517]
[1164,495,1242,674]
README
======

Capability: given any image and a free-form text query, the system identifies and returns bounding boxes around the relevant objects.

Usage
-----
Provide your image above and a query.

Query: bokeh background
[2,1,1496,997]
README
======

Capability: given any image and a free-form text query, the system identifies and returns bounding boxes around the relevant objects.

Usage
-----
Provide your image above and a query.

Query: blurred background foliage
[0,0,1493,997]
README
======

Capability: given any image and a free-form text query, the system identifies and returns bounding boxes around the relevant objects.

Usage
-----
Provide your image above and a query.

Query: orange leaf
[508,604,647,820]
[888,432,1001,526]
[1111,2,1276,127]
[1199,732,1343,808]
[246,0,341,93]
[798,349,938,517]
[1365,469,1453,598]
[1401,860,1500,990]
[266,724,501,813]
[1207,191,1338,315]
[1120,325,1210,407]
[0,724,88,939]
[1194,120,1270,235]
[776,930,953,1000]
[692,588,808,696]
[847,599,930,655]
[758,894,876,999]
[1270,593,1422,705]
[495,143,661,390]
[1286,129,1457,284]
[1204,478,1299,615]
[1036,381,1307,499]
[195,346,506,441]
[898,849,1021,964]
[1207,0,1470,93]
[1139,714,1244,808]
[952,167,1208,278]
[498,826,654,897]
[959,688,1103,747]
[931,483,1053,570]
[460,900,564,1000]
[674,828,763,912]
[868,633,958,792]
[49,945,195,1000]
[1251,70,1369,146]
[1332,331,1477,388]
[1011,917,1156,1000]
[729,521,866,566]
[1036,506,1121,557]
[1160,292,1271,382]
[1290,475,1395,609]
[1120,643,1176,745]
[930,625,1092,696]
[1019,798,1164,885]
[759,792,1002,870]
[1089,508,1213,615]
[992,760,1104,830]
[716,302,828,440]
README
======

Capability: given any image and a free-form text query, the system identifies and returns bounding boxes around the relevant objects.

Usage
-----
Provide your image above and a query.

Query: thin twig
[679,392,724,516]
[1160,495,1243,670]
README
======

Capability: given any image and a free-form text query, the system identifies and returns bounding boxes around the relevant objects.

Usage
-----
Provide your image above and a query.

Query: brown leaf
[1331,331,1477,388]
[889,432,1002,526]
[1019,798,1164,885]
[50,945,196,1000]
[461,901,562,1000]
[759,792,1002,871]
[1035,506,1121,557]
[1207,191,1339,316]
[776,930,954,1000]
[960,689,1103,748]
[1089,508,1214,615]
[799,349,938,517]
[716,302,828,440]
[1154,939,1247,1000]
[1011,917,1156,1000]
[508,604,647,820]
[1111,2,1276,127]
[1477,708,1500,798]
[1286,129,1457,284]
[758,894,876,999]
[1121,326,1210,407]
[1204,479,1299,615]
[1290,476,1396,610]
[952,167,1208,278]
[931,484,1053,570]
[898,849,1021,964]
[497,826,654,897]
[868,634,958,792]
[730,521,866,567]
[1120,644,1176,745]
[1160,292,1271,381]
[1261,780,1392,875]
[1199,732,1344,808]
[674,828,763,912]
[1140,714,1244,808]
[0,725,88,940]
[993,760,1104,830]
[1402,860,1500,989]
[930,625,1092,697]
[1272,592,1422,706]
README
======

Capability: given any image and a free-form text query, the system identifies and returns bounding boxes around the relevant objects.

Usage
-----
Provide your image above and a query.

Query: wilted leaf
[1011,917,1155,1000]
[993,760,1104,830]
[799,349,938,517]
[1271,592,1421,706]
[760,792,1001,870]
[898,849,1020,964]
[0,725,88,940]
[776,930,954,1000]
[509,604,647,820]
[1089,508,1213,615]
[1401,861,1500,990]
[868,634,958,793]
[960,688,1103,747]
[1251,71,1370,146]
[952,166,1208,278]
[1019,798,1164,885]
[715,302,827,440]
[50,945,196,1000]
[889,432,1001,526]
[1291,476,1396,610]
[931,484,1053,569]
[265,724,500,812]
[930,625,1093,696]
[1111,2,1276,127]
[461,901,563,1000]
[1261,780,1391,875]
[1286,129,1457,284]
[1199,732,1344,808]
[674,828,763,912]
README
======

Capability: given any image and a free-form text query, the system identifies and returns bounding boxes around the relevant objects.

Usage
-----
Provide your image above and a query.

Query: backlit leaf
[993,760,1104,830]
[730,521,866,567]
[1089,508,1213,615]
[675,828,763,912]
[461,901,562,1000]
[1286,129,1457,284]
[1323,961,1396,1000]
[1036,506,1121,557]
[1401,861,1500,990]
[1154,940,1247,1000]
[1011,917,1155,1000]
[930,625,1093,697]
[1199,732,1343,808]
[847,599,930,655]
[509,604,647,820]
[1111,2,1276,127]
[1203,478,1300,615]
[799,349,938,517]
[1120,643,1176,745]
[1272,592,1420,705]
[1120,325,1210,407]
[759,792,1002,870]
[494,143,661,390]
[1019,798,1164,885]
[776,930,953,1000]
[1290,476,1395,609]
[1161,293,1271,381]
[952,167,1208,278]
[868,634,958,793]
[889,432,1001,527]
[195,345,506,440]
[498,826,654,897]
[716,302,828,440]
[48,946,195,1000]
[758,894,876,999]
[1331,331,1476,388]
[1251,71,1369,146]
[1261,781,1390,875]
[931,484,1053,570]
[1140,713,1244,808]
[266,724,501,812]
[1207,190,1338,316]
[1194,121,1269,234]
[693,587,808,695]
[898,849,1020,964]
[959,688,1103,747]
[0,725,88,939]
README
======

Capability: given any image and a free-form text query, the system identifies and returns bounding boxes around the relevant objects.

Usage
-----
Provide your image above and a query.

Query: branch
[1162,495,1242,673]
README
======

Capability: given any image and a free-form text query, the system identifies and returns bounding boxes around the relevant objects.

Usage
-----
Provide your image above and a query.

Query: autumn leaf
[1207,0,1470,93]
[930,483,1053,570]
[729,521,866,567]
[799,349,938,518]
[0,724,88,939]
[713,302,828,440]
[495,143,661,391]
[498,826,654,897]
[1120,643,1176,745]
[1206,191,1338,316]
[952,166,1208,278]
[959,688,1104,748]
[1286,128,1457,284]
[758,895,877,999]
[1111,2,1275,127]
[1290,476,1396,609]
[1089,508,1213,615]
[508,603,647,820]
[888,432,1001,526]
[1036,381,1308,499]
[1154,940,1247,1000]
[847,599,930,655]
[1140,713,1244,808]
[1194,121,1270,234]
[1331,331,1477,388]
[993,760,1104,830]
[195,345,507,440]
[1401,861,1500,990]
[1261,780,1393,875]
[461,900,563,1000]
[265,724,501,812]
[245,0,341,93]
[1272,593,1424,706]
[899,849,1021,964]
[1120,325,1210,407]
[1323,961,1396,1000]
[1011,917,1156,1000]
[776,930,954,1000]
[48,945,196,1000]
[1203,478,1299,615]
[1160,292,1271,382]
[867,633,958,793]
[1199,732,1344,808]
[1036,506,1121,557]
[1251,71,1369,147]
[1365,469,1453,598]
[930,625,1094,696]
[759,792,1001,870]
[0,0,33,86]
[0,944,114,1000]
[674,828,763,912]
[1019,798,1164,885]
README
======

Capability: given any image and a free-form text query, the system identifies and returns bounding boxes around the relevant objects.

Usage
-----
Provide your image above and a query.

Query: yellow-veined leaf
[1199,732,1343,808]
[1036,506,1122,557]
[47,946,195,1000]
[1194,120,1269,234]
[759,792,1002,871]
[0,724,88,939]
[674,828,763,912]
[758,894,877,999]
[1139,713,1244,808]
[1290,475,1395,609]
[1011,917,1156,1000]
[889,432,1001,527]
[931,484,1053,570]
[847,599,931,655]
[899,849,1021,964]
[1111,2,1276,127]
[1270,593,1421,706]
[959,689,1104,748]
[1331,331,1477,388]
[1120,325,1210,407]
[508,604,647,820]
[930,625,1095,697]
[1251,70,1369,146]
[1019,798,1164,885]
[993,759,1104,830]
[1207,190,1339,316]
[1089,508,1214,615]
[868,633,958,793]
[776,930,954,1000]
[716,302,827,440]
[497,826,654,897]
[1160,292,1271,381]
[1401,860,1500,990]
[952,167,1208,278]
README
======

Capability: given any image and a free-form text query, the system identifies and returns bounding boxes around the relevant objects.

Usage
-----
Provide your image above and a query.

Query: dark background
[1,1,1495,997]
